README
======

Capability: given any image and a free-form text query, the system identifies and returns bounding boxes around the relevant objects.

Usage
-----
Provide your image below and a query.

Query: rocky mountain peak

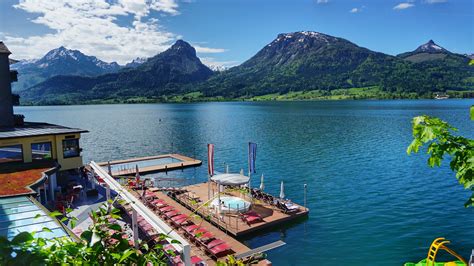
[414,40,448,53]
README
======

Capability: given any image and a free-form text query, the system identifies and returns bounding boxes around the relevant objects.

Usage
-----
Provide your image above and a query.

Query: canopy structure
[211,173,250,186]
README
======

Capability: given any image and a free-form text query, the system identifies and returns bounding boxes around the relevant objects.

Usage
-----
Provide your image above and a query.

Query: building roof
[0,162,57,197]
[0,42,11,55]
[0,196,70,241]
[0,122,88,140]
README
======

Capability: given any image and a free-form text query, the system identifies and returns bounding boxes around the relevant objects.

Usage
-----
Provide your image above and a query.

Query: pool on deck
[107,157,182,173]
[211,196,251,214]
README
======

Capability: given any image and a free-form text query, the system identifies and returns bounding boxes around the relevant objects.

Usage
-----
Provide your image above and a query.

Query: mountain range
[16,31,474,104]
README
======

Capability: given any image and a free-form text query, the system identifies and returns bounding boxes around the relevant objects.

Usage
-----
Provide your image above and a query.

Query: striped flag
[208,144,215,176]
[248,142,257,174]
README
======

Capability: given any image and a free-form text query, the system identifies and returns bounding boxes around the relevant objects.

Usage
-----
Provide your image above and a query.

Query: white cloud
[3,0,224,64]
[316,0,329,4]
[350,7,361,13]
[424,0,447,3]
[193,45,227,53]
[393,2,415,10]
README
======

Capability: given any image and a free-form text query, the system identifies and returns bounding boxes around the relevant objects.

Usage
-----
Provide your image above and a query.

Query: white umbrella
[279,181,285,199]
[240,169,244,175]
[135,165,140,183]
[226,164,229,173]
[259,174,265,191]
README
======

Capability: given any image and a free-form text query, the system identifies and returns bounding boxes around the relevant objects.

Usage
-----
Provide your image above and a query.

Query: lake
[16,100,474,265]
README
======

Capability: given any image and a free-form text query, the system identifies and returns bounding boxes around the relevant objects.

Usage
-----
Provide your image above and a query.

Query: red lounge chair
[159,206,174,212]
[173,218,189,226]
[209,243,232,258]
[184,224,199,234]
[164,210,180,218]
[191,256,204,264]
[151,199,165,205]
[196,231,214,244]
[191,228,208,240]
[241,210,263,225]
[171,214,187,222]
[205,239,225,249]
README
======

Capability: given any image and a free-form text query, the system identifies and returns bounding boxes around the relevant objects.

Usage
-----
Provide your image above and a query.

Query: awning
[211,173,250,186]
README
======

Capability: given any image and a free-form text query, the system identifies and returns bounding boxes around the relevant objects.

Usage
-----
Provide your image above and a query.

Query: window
[0,144,23,164]
[62,139,80,158]
[31,142,52,161]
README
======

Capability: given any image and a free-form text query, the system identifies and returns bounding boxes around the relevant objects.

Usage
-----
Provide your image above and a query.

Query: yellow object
[426,238,467,266]
[0,132,85,171]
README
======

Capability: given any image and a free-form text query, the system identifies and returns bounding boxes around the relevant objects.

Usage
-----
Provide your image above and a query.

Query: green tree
[407,115,474,207]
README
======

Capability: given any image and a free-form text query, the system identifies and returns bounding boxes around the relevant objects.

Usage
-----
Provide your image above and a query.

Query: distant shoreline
[19,87,474,106]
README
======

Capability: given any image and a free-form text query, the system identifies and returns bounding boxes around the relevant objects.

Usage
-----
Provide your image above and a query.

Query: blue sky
[0,0,472,67]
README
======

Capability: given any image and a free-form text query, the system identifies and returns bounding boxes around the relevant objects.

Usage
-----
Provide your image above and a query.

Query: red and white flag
[207,144,214,176]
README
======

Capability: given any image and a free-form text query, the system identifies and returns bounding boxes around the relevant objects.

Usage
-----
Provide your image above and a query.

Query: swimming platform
[97,154,202,176]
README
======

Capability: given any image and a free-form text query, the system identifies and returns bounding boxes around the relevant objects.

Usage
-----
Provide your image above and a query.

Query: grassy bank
[20,87,474,105]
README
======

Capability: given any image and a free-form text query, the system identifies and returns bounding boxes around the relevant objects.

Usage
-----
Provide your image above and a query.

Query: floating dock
[97,154,201,176]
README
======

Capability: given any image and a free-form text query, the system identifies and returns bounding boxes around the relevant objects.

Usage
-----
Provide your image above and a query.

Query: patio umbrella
[135,165,140,183]
[107,161,112,176]
[259,174,265,191]
[226,164,229,173]
[240,169,244,175]
[279,181,285,199]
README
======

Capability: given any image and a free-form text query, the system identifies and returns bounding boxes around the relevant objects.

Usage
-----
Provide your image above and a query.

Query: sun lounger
[208,243,232,258]
[159,205,174,212]
[205,238,225,249]
[171,214,188,222]
[184,224,199,233]
[240,210,263,225]
[277,201,299,214]
[164,210,180,218]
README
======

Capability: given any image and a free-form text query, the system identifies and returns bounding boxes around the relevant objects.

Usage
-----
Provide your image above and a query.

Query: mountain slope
[11,47,121,91]
[196,32,473,97]
[397,40,469,63]
[21,40,213,104]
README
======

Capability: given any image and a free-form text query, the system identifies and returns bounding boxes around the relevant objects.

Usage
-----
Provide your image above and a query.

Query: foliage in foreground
[407,115,474,207]
[0,202,248,266]
[0,203,169,265]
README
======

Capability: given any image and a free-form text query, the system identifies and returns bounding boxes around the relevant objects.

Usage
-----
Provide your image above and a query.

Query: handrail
[89,161,191,266]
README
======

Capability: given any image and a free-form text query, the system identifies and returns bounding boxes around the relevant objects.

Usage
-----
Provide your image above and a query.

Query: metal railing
[90,161,192,266]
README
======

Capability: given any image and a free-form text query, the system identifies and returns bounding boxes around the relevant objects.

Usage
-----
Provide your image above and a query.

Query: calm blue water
[16,100,474,265]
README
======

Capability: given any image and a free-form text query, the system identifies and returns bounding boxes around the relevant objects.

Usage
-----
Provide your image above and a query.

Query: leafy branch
[407,115,474,207]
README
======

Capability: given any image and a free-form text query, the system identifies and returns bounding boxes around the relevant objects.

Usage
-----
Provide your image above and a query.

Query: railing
[89,161,192,266]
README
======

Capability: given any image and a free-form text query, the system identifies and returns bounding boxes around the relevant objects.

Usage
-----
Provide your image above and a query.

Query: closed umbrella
[135,165,140,189]
[279,181,285,199]
[259,174,265,191]
[107,161,112,176]
[240,169,244,175]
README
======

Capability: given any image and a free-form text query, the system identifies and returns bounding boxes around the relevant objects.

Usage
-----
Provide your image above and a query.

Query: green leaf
[49,211,63,218]
[118,249,135,263]
[11,232,34,245]
[107,224,121,231]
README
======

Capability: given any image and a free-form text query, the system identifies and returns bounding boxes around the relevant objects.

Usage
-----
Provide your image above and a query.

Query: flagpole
[248,142,252,200]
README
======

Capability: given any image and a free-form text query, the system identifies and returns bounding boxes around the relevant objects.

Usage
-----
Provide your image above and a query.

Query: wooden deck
[130,189,255,265]
[174,182,309,237]
[97,154,201,176]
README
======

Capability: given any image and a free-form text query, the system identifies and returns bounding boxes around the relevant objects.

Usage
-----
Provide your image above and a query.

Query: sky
[0,0,473,67]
